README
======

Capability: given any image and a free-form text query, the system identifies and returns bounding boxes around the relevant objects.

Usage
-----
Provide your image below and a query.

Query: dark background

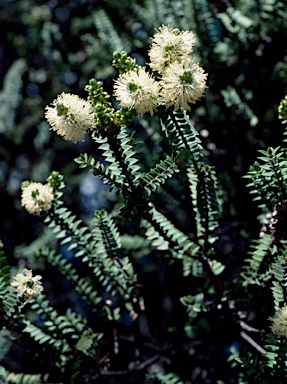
[1,0,287,382]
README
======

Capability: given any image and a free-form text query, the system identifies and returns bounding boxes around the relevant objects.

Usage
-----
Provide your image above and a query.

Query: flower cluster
[113,25,207,116]
[114,68,160,116]
[148,25,196,73]
[270,306,287,338]
[43,27,207,141]
[21,181,54,216]
[45,93,94,142]
[11,269,44,299]
[160,58,208,111]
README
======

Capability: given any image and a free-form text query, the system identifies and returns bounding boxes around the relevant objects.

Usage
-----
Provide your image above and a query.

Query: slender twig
[240,331,267,354]
[239,320,261,333]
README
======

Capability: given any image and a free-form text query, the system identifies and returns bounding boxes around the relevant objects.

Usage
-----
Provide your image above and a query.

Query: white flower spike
[270,306,287,338]
[21,182,54,216]
[45,93,94,143]
[11,269,44,298]
[160,58,208,111]
[149,25,196,73]
[114,68,160,116]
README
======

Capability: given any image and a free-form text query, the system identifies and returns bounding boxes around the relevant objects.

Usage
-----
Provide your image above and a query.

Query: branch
[240,331,267,354]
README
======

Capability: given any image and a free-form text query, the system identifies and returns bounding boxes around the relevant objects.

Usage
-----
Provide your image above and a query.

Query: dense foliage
[1,0,287,383]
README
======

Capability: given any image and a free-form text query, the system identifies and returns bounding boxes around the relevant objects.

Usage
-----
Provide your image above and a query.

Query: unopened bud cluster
[112,51,139,74]
[279,95,287,122]
[47,171,64,192]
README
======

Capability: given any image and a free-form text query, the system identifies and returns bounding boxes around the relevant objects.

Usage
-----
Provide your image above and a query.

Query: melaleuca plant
[0,25,219,383]
[1,23,287,384]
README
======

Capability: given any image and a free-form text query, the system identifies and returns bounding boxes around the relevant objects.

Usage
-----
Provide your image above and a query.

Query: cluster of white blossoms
[45,93,94,143]
[44,26,206,140]
[21,182,54,216]
[11,268,44,298]
[114,68,159,116]
[113,25,207,115]
[270,306,287,338]
[160,58,208,111]
[149,25,196,73]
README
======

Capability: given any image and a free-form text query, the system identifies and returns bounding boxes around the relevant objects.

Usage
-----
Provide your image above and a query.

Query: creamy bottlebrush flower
[45,93,94,142]
[21,182,54,215]
[270,306,287,338]
[113,68,160,116]
[160,58,208,111]
[11,269,44,298]
[149,25,196,73]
